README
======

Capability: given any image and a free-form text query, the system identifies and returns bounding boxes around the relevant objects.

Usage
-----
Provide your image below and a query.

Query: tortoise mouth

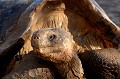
[33,46,65,53]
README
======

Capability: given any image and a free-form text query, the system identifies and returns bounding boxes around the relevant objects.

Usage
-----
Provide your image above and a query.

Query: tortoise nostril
[34,37,39,39]
[37,37,39,39]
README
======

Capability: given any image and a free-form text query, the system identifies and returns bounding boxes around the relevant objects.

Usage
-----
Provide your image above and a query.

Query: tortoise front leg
[3,52,60,79]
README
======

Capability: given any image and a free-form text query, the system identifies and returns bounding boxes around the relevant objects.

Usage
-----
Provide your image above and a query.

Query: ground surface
[96,0,120,26]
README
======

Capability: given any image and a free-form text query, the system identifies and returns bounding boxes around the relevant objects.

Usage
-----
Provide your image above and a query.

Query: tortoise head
[31,28,75,53]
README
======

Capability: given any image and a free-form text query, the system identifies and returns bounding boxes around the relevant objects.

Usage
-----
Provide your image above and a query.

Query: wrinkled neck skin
[33,48,83,79]
[33,48,74,63]
[54,54,84,79]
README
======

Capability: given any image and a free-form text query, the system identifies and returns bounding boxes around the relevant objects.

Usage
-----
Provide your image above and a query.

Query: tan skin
[31,28,84,79]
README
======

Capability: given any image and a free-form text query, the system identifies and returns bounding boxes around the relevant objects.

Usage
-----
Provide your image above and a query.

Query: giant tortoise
[0,0,120,79]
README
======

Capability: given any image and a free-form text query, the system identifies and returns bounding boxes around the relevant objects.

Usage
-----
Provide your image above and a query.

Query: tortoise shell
[0,0,120,78]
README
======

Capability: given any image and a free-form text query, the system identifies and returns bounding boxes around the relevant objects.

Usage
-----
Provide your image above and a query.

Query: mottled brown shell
[0,0,120,57]
[0,0,120,78]
[20,0,120,54]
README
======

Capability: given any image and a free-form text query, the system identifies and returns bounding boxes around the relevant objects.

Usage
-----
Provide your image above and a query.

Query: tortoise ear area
[72,42,79,53]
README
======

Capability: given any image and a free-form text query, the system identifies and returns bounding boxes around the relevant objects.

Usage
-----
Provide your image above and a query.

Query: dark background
[96,0,120,27]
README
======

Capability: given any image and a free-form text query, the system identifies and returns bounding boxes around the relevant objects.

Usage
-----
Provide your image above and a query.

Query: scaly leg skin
[79,48,120,79]
[2,52,58,79]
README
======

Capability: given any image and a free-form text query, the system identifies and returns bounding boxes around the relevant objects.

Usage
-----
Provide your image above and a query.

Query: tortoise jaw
[33,46,65,54]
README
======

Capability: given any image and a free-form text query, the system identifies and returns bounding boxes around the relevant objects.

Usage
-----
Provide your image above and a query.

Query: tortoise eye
[49,34,56,41]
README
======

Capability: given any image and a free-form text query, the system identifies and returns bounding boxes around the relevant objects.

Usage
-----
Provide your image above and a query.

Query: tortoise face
[31,28,74,53]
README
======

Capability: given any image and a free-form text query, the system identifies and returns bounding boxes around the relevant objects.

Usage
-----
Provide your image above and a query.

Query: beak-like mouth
[33,46,65,53]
